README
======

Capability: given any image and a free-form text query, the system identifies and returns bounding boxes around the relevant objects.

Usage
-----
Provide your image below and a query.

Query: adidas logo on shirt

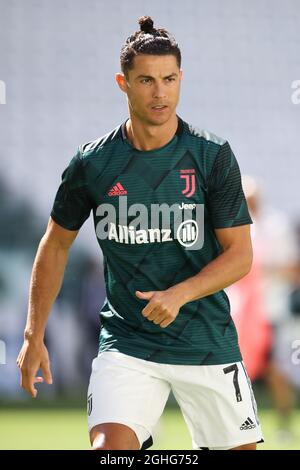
[240,417,256,430]
[108,182,127,196]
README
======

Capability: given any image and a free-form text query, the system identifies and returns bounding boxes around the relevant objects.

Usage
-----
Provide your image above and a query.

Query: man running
[17,16,263,450]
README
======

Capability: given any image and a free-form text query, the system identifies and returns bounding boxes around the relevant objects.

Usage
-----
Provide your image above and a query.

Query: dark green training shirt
[51,117,252,365]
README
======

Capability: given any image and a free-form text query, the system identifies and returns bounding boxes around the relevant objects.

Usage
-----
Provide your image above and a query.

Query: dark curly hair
[120,16,181,76]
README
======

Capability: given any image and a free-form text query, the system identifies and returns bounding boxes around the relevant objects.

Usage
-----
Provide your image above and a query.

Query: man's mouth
[151,105,168,111]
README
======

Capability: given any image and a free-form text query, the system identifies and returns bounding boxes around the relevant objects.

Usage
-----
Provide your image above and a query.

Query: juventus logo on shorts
[87,393,93,416]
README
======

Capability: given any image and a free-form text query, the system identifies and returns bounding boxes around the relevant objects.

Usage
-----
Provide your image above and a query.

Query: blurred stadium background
[0,0,300,450]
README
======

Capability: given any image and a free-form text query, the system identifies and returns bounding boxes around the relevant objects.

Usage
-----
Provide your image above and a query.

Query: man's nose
[152,82,167,99]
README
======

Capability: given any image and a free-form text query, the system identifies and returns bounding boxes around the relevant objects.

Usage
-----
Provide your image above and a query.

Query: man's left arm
[136,141,252,327]
[136,224,252,328]
[176,224,252,301]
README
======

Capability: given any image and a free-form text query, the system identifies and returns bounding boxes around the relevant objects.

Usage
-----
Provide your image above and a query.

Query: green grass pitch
[0,408,299,450]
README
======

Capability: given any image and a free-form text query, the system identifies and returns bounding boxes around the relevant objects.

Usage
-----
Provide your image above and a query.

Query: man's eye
[141,79,151,84]
[166,77,175,82]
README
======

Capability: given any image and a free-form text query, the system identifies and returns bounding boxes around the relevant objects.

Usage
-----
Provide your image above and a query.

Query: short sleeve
[207,141,252,229]
[50,149,92,230]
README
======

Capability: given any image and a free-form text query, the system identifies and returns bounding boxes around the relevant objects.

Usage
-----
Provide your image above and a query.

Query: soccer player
[17,16,263,450]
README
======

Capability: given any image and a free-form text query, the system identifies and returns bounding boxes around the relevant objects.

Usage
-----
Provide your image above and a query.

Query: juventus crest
[180,169,196,198]
[87,393,93,416]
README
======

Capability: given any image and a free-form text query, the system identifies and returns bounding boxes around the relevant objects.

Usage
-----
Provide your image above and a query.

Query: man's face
[116,54,182,126]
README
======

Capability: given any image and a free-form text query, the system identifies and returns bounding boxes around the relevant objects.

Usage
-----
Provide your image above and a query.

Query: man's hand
[135,287,185,328]
[16,218,77,397]
[16,339,53,398]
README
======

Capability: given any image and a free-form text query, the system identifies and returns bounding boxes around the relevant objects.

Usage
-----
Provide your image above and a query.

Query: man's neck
[125,114,178,151]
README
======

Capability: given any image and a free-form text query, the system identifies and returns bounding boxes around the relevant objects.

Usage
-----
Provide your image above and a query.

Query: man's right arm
[16,217,79,397]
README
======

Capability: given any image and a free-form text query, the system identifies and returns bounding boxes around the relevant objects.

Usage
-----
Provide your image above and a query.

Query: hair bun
[139,16,154,33]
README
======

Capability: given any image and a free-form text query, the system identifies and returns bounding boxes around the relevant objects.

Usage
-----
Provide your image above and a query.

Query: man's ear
[115,73,128,93]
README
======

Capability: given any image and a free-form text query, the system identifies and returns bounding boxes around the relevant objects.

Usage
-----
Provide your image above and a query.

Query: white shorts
[87,351,264,450]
